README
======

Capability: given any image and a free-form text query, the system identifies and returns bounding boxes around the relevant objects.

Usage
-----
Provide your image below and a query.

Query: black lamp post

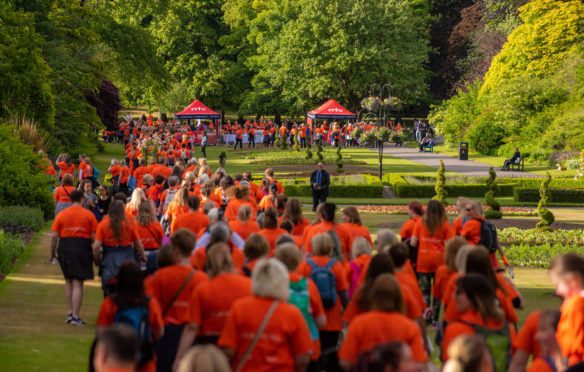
[365,83,394,180]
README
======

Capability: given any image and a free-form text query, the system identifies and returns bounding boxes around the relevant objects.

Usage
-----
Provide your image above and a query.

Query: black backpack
[479,220,498,253]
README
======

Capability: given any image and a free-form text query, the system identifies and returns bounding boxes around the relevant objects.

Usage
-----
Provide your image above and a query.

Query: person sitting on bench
[418,133,433,152]
[502,147,521,170]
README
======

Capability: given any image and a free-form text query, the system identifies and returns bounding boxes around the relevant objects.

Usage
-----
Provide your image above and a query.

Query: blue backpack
[92,165,99,181]
[113,295,155,366]
[307,258,337,309]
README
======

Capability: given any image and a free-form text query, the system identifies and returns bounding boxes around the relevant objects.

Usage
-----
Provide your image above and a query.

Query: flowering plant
[382,97,402,110]
[361,96,381,111]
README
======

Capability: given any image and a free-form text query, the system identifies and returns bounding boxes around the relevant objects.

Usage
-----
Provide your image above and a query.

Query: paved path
[380,145,542,177]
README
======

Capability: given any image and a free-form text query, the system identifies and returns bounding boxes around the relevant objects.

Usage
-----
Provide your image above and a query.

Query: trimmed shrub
[395,184,514,198]
[513,188,584,203]
[284,185,383,198]
[433,160,448,205]
[485,167,502,219]
[0,229,25,274]
[537,172,555,231]
[0,206,45,233]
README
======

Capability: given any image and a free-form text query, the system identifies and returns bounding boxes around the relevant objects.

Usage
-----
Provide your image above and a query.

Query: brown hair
[342,206,362,225]
[171,228,196,258]
[422,200,447,235]
[108,200,126,241]
[206,243,233,279]
[551,253,584,282]
[456,274,504,323]
[234,185,250,201]
[282,198,303,225]
[408,201,424,217]
[359,253,395,310]
[61,173,74,187]
[371,274,404,313]
[243,233,270,259]
[137,200,157,226]
[445,236,468,272]
[263,207,279,229]
[275,243,302,272]
[465,247,503,293]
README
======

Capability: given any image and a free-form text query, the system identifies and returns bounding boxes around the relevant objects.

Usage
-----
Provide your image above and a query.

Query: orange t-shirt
[279,216,311,237]
[339,311,427,364]
[171,211,210,235]
[298,256,347,331]
[514,311,541,360]
[461,218,482,245]
[258,195,276,211]
[96,295,164,372]
[400,217,420,240]
[258,228,288,253]
[135,221,164,250]
[266,177,284,195]
[53,185,75,203]
[51,205,97,238]
[188,273,252,336]
[225,199,257,222]
[120,166,130,183]
[341,222,373,248]
[56,161,76,178]
[412,220,454,273]
[527,358,555,372]
[442,309,516,362]
[557,293,584,366]
[452,217,465,235]
[396,271,426,309]
[95,216,138,247]
[133,166,149,188]
[110,164,121,177]
[432,264,456,302]
[302,222,351,259]
[229,220,260,240]
[165,202,188,221]
[218,296,312,372]
[145,264,208,325]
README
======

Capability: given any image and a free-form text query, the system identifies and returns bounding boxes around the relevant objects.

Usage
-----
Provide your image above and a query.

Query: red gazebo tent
[174,99,221,144]
[306,99,357,133]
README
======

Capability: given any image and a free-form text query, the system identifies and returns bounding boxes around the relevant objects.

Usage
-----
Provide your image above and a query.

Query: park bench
[422,143,434,152]
[510,157,524,171]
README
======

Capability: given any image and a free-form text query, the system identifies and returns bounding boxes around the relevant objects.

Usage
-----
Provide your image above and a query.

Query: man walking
[310,162,330,211]
[50,190,98,326]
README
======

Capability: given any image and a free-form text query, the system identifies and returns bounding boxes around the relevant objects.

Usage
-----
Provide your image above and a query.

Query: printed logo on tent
[190,107,206,112]
[328,108,342,113]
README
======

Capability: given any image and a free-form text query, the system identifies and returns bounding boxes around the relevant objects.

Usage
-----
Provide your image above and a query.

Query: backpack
[460,320,510,372]
[326,228,344,263]
[307,258,337,309]
[92,165,99,181]
[113,295,155,367]
[479,220,498,253]
[347,261,363,298]
[289,277,319,340]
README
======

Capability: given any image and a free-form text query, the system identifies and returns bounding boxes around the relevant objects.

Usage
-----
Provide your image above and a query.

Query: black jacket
[310,169,330,196]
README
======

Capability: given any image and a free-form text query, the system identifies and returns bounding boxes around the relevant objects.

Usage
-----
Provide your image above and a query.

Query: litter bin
[459,142,469,160]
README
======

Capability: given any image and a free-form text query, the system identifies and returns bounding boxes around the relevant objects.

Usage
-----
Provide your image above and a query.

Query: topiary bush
[317,139,324,161]
[433,160,448,205]
[485,167,502,219]
[293,133,300,152]
[335,145,343,172]
[0,126,53,219]
[536,172,555,231]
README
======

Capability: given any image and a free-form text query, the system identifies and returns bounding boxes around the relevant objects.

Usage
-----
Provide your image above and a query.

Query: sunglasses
[466,208,472,212]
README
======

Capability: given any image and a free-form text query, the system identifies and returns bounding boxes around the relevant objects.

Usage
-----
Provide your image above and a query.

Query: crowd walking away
[43,115,584,372]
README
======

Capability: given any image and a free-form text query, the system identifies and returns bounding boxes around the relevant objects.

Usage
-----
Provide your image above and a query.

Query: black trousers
[312,189,327,210]
[248,136,255,148]
[300,137,306,148]
[318,331,340,372]
[233,138,242,149]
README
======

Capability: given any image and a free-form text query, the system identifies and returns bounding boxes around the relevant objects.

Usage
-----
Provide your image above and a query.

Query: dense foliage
[0,229,25,275]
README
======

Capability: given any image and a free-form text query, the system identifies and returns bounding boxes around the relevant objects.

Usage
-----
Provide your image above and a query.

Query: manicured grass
[93,143,126,183]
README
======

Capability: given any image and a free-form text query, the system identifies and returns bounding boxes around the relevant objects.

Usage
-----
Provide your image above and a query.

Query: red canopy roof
[175,99,221,119]
[307,99,357,119]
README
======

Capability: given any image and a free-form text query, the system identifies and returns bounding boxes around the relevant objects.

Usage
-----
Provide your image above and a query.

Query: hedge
[0,206,45,232]
[0,229,25,274]
[513,188,584,203]
[393,183,514,198]
[284,185,383,198]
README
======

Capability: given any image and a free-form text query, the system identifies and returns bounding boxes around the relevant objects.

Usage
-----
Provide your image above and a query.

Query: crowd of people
[43,115,584,372]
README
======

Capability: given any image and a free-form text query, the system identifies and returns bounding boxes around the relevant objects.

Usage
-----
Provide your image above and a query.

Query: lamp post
[362,83,395,180]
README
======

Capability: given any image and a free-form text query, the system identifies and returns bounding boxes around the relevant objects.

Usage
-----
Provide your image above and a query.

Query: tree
[433,160,448,206]
[536,172,554,231]
[85,80,122,131]
[484,167,502,219]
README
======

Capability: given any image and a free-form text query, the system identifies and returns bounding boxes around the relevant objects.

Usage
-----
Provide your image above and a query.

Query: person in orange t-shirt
[173,243,252,369]
[276,243,327,362]
[264,168,284,194]
[93,200,145,295]
[400,201,424,272]
[510,311,542,372]
[441,274,516,367]
[171,195,209,235]
[50,190,98,325]
[233,127,243,150]
[54,173,76,216]
[527,310,565,372]
[240,233,270,277]
[258,184,277,211]
[451,196,470,236]
[297,233,348,370]
[224,184,257,222]
[431,236,466,324]
[280,198,311,237]
[133,159,149,188]
[339,274,428,370]
[218,258,312,372]
[344,237,372,298]
[145,229,208,372]
[340,207,372,248]
[258,207,288,253]
[387,243,426,311]
[108,159,122,193]
[551,253,584,366]
[411,200,454,313]
[302,202,351,259]
[56,153,77,181]
[96,261,164,372]
[135,200,164,275]
[229,205,260,241]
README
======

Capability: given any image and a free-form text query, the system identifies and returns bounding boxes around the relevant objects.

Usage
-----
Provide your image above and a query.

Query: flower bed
[356,205,537,216]
[498,227,584,246]
[504,243,583,268]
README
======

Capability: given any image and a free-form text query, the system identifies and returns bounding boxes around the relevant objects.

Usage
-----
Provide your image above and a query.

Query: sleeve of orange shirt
[496,289,518,324]
[332,261,348,292]
[513,311,540,357]
[461,219,481,245]
[401,285,423,319]
[527,358,554,372]
[342,292,363,325]
[432,265,447,301]
[557,296,584,365]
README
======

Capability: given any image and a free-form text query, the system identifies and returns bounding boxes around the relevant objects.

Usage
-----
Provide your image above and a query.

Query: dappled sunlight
[5,276,101,288]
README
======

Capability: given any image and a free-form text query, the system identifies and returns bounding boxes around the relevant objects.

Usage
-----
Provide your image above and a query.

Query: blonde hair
[456,197,470,218]
[468,200,484,218]
[443,334,488,372]
[237,205,252,222]
[127,188,146,212]
[206,242,233,279]
[251,258,289,301]
[445,236,468,272]
[454,244,475,272]
[137,200,157,226]
[351,236,372,259]
[312,233,333,256]
[177,344,230,372]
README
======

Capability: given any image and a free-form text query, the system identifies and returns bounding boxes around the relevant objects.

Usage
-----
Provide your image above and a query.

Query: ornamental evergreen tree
[536,172,555,231]
[484,167,502,219]
[335,144,343,172]
[317,139,324,161]
[433,160,448,206]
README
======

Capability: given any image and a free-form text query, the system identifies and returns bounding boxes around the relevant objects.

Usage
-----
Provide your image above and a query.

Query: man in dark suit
[310,162,330,211]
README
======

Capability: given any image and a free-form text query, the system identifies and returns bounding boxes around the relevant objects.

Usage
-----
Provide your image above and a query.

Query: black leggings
[318,330,340,372]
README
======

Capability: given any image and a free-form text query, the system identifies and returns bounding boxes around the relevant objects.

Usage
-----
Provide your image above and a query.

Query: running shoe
[69,317,85,326]
[65,312,73,324]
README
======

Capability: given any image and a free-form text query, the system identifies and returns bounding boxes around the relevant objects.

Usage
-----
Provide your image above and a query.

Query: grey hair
[275,234,296,248]
[351,237,372,258]
[252,258,290,301]
[207,208,219,223]
[209,222,230,244]
[376,229,398,251]
[168,176,179,187]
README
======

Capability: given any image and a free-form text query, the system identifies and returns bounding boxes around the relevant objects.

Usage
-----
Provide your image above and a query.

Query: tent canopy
[175,99,221,119]
[307,99,357,120]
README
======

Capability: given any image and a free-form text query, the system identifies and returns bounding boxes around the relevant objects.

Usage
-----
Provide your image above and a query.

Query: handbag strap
[162,269,195,318]
[234,300,279,372]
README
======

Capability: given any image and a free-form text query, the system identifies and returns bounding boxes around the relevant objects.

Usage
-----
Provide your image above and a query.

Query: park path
[380,145,542,178]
